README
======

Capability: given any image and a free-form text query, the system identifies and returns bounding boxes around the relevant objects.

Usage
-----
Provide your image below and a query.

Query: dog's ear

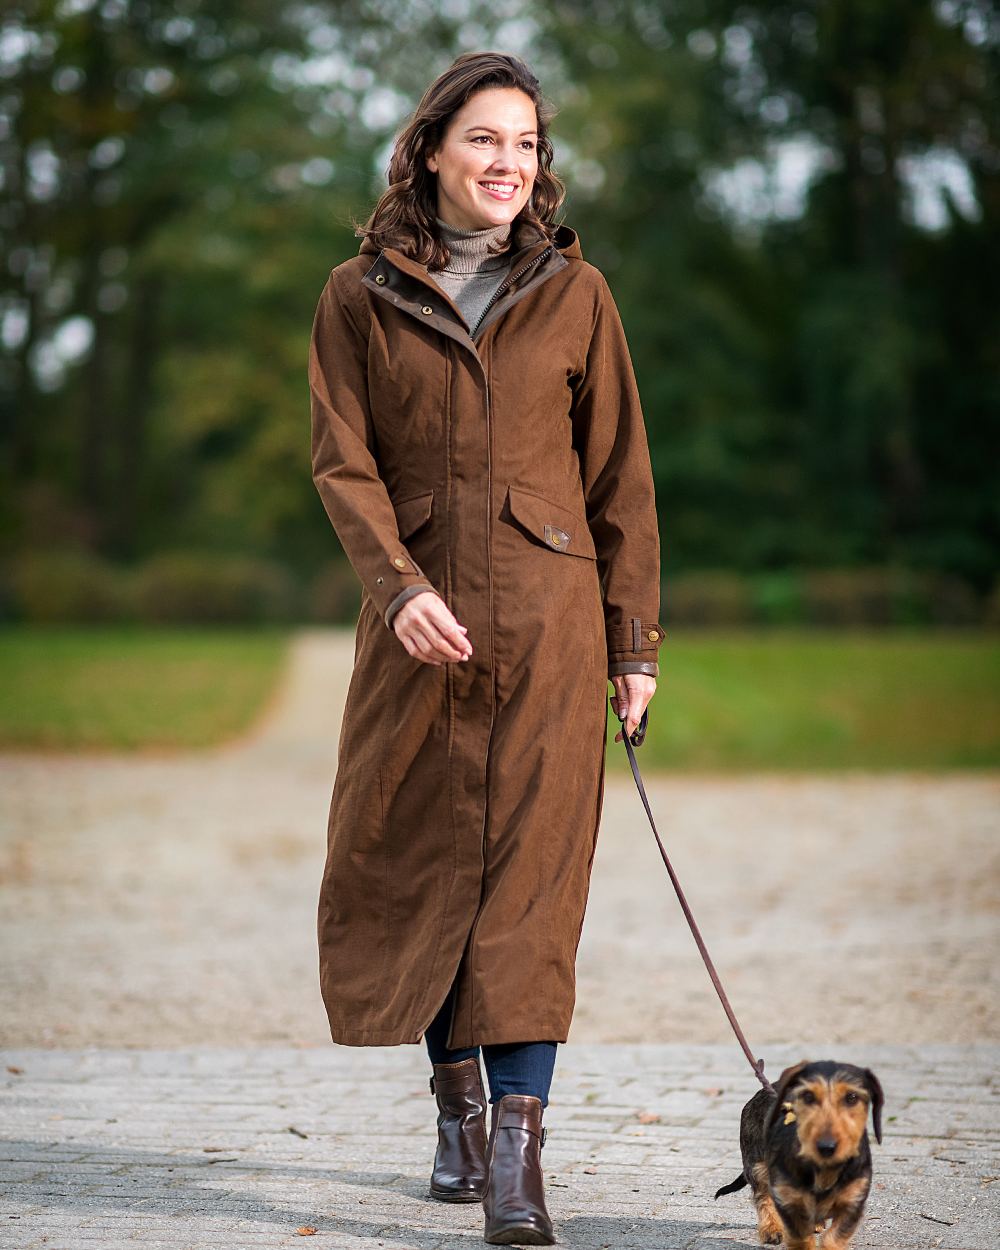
[763,1060,811,1137]
[862,1068,884,1145]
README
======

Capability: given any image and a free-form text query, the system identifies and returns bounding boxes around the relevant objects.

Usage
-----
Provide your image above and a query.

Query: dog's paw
[757,1219,783,1246]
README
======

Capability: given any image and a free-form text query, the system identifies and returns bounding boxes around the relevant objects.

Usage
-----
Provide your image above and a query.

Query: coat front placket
[358,240,569,1044]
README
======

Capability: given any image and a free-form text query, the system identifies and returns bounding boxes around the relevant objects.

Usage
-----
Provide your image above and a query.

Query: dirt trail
[1,628,997,1048]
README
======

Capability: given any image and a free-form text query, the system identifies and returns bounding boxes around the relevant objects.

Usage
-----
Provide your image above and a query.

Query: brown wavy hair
[353,51,566,270]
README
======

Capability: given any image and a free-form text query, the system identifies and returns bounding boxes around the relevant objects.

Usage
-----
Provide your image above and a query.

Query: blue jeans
[424,981,557,1108]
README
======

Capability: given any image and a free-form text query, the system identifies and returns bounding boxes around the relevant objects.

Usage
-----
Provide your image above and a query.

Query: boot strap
[430,1058,484,1096]
[497,1107,546,1142]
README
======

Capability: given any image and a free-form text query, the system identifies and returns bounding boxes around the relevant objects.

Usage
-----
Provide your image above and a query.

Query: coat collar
[357,219,579,373]
[358,218,582,262]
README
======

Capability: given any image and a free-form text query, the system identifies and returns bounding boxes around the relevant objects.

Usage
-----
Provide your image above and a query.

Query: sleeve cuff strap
[384,582,439,629]
[608,660,659,677]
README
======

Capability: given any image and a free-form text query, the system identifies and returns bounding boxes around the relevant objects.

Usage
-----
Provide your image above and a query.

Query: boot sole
[484,1226,555,1245]
[429,1184,485,1202]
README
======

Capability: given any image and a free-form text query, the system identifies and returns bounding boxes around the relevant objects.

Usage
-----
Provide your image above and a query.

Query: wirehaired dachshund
[714,1059,884,1250]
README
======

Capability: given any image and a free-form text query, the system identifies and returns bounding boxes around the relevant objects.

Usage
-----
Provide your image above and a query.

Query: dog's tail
[713,1172,748,1200]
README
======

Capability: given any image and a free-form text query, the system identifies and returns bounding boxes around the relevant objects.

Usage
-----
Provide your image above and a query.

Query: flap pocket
[505,485,597,560]
[392,489,434,540]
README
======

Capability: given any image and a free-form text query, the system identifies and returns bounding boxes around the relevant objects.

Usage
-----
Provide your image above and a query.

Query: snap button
[543,523,570,550]
[375,274,386,284]
[393,556,407,568]
[421,305,433,315]
[376,577,383,585]
[648,629,660,641]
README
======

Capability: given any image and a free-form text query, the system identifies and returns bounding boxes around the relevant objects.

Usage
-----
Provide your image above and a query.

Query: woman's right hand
[392,590,473,666]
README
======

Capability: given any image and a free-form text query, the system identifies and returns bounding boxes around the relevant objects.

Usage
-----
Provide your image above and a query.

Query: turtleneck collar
[434,214,512,273]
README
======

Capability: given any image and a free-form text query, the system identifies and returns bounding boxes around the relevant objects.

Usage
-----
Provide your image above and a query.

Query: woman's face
[425,87,539,231]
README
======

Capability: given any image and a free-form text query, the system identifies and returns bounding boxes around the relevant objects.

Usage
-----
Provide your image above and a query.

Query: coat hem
[325,1023,571,1047]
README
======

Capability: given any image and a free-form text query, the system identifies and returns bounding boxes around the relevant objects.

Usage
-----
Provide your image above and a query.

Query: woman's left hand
[610,673,657,743]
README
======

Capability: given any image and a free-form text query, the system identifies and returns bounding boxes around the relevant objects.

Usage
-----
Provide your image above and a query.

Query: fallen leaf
[296,1227,318,1237]
[6,1066,23,1075]
[636,1111,660,1124]
[583,1166,598,1174]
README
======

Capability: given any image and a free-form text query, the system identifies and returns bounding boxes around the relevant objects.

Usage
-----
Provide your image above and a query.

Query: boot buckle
[429,1074,436,1094]
[540,1125,547,1148]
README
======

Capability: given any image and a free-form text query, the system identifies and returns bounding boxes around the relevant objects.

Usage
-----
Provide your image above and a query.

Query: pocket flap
[506,485,597,560]
[393,489,434,540]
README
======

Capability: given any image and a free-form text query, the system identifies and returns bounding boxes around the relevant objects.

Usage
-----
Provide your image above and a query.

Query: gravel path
[1,628,997,1050]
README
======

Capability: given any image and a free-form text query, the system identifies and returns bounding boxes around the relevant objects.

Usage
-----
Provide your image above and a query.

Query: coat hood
[358,218,582,260]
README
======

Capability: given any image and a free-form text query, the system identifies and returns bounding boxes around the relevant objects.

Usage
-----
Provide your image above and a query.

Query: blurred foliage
[1,550,994,628]
[1,0,997,596]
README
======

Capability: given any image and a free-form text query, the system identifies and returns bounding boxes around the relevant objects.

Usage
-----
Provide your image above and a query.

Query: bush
[801,567,920,626]
[750,571,806,626]
[801,566,980,627]
[131,552,299,624]
[986,579,1000,629]
[307,561,362,624]
[660,565,988,628]
[923,572,981,626]
[2,549,129,623]
[661,571,754,626]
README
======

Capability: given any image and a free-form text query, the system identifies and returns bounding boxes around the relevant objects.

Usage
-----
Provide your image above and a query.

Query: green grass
[606,629,1000,770]
[1,626,997,768]
[0,626,289,751]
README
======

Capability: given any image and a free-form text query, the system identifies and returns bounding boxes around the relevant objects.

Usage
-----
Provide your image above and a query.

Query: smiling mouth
[479,181,518,200]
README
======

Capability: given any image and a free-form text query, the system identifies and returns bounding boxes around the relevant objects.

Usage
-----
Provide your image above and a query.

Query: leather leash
[615,702,775,1096]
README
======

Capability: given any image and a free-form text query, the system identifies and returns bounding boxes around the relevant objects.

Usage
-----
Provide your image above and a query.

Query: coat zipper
[411,243,553,1046]
[447,247,553,1044]
[458,372,497,1045]
[470,245,553,339]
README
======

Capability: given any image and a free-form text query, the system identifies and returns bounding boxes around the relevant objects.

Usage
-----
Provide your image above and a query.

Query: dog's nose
[817,1137,837,1157]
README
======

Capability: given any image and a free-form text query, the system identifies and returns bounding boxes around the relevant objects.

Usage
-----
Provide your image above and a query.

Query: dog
[713,1059,884,1250]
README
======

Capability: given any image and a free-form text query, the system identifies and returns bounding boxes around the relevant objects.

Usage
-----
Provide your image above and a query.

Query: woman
[308,51,664,1246]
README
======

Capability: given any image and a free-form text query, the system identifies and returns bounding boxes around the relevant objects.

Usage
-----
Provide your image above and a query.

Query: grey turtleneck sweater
[429,214,514,335]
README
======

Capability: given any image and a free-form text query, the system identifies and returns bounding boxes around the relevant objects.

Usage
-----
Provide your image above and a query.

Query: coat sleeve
[571,271,666,678]
[309,268,442,629]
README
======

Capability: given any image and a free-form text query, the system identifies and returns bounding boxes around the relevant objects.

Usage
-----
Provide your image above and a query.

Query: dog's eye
[843,1091,860,1105]
[800,1090,817,1105]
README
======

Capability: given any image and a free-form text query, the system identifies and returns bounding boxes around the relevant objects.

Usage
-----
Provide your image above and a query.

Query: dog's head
[764,1059,884,1166]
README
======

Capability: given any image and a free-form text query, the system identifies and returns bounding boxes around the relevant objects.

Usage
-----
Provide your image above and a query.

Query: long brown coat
[309,217,664,1050]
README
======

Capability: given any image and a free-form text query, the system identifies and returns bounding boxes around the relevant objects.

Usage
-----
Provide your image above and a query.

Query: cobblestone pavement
[1,629,998,1247]
[2,1043,997,1249]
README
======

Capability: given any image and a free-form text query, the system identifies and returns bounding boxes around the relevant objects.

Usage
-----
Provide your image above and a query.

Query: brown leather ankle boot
[482,1093,555,1245]
[428,1057,488,1202]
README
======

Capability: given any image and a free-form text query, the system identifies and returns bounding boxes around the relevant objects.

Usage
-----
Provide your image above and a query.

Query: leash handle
[615,703,775,1096]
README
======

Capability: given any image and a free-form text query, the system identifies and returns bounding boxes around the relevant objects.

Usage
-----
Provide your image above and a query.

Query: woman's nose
[488,149,518,171]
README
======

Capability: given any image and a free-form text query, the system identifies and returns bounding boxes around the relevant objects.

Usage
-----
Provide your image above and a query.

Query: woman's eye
[470,136,535,149]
